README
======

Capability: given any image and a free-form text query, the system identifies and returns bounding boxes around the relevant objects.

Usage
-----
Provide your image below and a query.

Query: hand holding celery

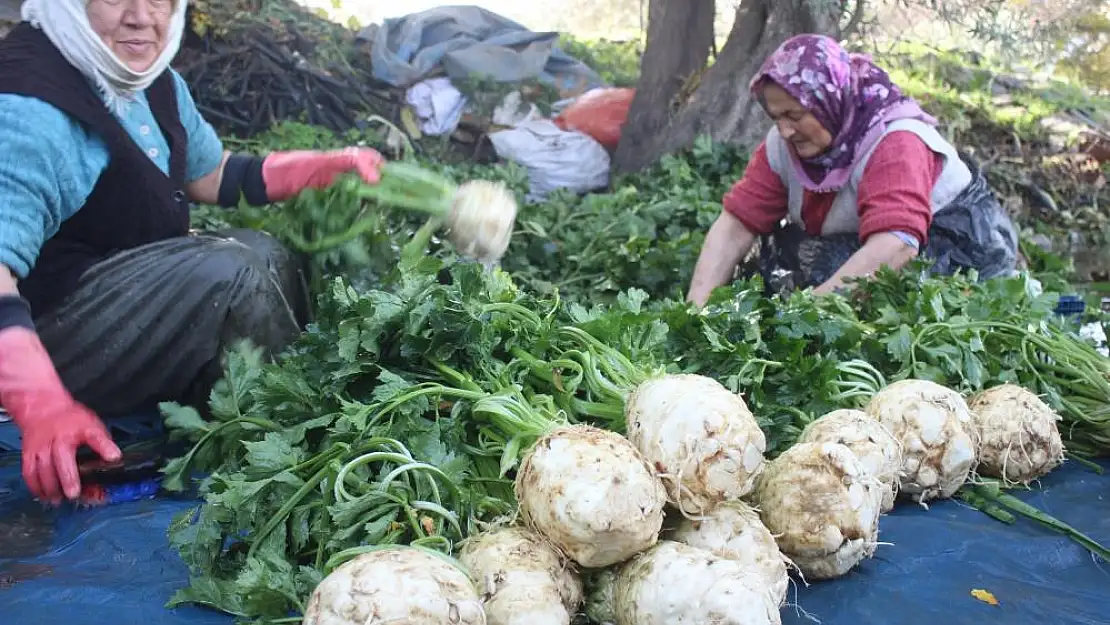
[351,161,519,264]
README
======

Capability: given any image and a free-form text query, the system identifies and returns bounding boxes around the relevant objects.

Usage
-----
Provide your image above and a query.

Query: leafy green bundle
[160,250,1109,621]
[164,134,1108,623]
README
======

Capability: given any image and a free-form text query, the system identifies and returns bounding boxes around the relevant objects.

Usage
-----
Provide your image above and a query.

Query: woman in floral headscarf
[686,34,1017,306]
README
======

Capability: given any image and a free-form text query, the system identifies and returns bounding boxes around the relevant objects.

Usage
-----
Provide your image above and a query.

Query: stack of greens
[165,138,1109,623]
[160,259,1109,621]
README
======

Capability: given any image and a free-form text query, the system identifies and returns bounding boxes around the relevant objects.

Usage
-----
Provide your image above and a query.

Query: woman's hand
[2,351,120,504]
[813,232,918,295]
[0,268,120,504]
[686,211,757,307]
[261,147,385,203]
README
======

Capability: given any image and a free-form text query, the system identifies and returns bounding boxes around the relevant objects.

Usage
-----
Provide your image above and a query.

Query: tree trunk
[612,0,716,168]
[613,0,845,174]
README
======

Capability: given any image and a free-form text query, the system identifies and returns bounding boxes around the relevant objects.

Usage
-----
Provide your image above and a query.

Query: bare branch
[842,0,868,39]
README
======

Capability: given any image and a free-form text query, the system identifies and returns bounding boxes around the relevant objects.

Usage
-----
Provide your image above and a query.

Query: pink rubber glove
[0,327,120,504]
[261,147,385,203]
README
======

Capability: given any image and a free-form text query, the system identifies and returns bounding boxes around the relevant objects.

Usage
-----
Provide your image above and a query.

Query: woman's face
[759,82,833,159]
[87,0,174,72]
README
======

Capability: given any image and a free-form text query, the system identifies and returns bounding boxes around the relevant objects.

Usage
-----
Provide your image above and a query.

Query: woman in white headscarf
[0,1,385,504]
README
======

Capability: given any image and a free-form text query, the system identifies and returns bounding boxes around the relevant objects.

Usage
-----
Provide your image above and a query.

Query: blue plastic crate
[0,407,164,456]
[1054,294,1086,323]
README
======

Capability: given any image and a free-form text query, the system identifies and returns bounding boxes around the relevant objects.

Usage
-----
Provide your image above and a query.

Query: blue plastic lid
[1054,294,1086,315]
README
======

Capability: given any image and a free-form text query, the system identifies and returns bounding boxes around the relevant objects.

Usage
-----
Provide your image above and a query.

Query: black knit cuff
[217,153,270,207]
[0,294,35,332]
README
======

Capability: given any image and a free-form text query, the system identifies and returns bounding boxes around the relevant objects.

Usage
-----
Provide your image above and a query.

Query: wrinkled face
[86,0,175,72]
[759,82,833,159]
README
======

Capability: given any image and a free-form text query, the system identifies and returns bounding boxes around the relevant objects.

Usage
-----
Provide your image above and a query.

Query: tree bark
[613,0,716,168]
[613,0,845,174]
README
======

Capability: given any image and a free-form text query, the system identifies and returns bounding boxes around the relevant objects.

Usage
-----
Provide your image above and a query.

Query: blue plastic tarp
[1,456,1107,624]
[360,5,606,92]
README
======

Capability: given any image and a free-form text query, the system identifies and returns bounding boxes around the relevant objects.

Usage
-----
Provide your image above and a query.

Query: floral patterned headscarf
[749,34,938,193]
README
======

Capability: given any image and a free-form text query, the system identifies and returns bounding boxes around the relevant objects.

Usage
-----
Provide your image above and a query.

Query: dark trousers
[33,229,312,416]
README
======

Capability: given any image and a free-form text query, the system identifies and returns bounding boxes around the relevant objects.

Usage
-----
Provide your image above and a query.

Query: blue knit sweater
[0,69,224,279]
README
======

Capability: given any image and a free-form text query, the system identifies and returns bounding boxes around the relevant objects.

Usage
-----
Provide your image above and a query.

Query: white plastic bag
[404,77,466,136]
[491,90,541,128]
[1080,322,1108,357]
[489,119,610,202]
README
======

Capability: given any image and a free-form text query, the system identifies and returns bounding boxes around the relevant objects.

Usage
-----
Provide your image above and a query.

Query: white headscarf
[21,0,189,115]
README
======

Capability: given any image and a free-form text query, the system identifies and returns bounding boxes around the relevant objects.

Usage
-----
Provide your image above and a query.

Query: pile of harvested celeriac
[300,375,1065,625]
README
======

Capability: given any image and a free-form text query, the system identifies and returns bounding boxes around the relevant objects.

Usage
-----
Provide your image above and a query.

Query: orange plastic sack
[553,87,636,150]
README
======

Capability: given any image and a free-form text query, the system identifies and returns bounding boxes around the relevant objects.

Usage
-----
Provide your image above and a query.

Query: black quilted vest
[0,23,190,316]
